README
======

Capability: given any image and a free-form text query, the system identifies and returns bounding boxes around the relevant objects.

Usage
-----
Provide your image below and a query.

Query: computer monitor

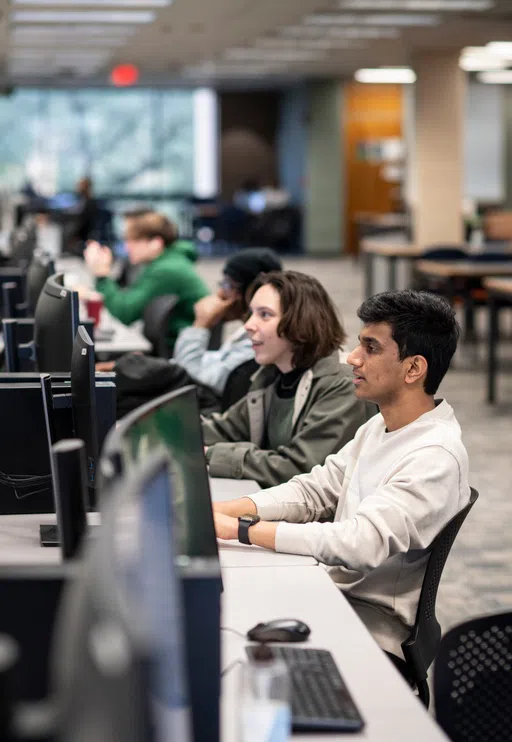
[27,254,55,315]
[53,449,191,742]
[71,326,99,492]
[47,192,80,211]
[100,386,222,742]
[34,273,80,372]
[101,385,218,562]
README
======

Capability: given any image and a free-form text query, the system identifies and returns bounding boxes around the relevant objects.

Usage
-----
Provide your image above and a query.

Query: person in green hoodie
[84,210,208,351]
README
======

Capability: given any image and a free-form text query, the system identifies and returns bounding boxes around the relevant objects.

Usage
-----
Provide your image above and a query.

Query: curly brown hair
[247,270,346,370]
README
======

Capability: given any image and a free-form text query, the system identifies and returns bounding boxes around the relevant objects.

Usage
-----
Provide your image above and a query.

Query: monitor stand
[39,524,99,547]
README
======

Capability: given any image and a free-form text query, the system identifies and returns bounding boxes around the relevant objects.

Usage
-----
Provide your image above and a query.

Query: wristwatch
[238,514,261,545]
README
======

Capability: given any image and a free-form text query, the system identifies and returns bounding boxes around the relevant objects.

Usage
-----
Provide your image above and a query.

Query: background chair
[434,611,512,742]
[388,487,479,708]
[207,321,224,351]
[220,358,259,412]
[142,294,178,358]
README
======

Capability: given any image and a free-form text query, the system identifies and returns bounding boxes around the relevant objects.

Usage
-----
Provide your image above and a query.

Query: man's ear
[148,237,164,258]
[404,355,428,386]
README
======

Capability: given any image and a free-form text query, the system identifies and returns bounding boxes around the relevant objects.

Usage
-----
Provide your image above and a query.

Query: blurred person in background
[84,210,208,352]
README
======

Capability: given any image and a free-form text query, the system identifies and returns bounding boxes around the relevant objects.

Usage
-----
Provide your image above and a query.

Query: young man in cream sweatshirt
[213,289,471,661]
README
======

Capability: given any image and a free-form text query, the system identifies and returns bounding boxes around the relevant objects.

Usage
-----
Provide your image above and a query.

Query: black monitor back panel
[0,380,115,515]
[0,566,70,702]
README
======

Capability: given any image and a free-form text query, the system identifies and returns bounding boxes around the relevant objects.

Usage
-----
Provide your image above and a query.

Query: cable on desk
[221,659,242,678]
[0,471,52,499]
[221,626,248,641]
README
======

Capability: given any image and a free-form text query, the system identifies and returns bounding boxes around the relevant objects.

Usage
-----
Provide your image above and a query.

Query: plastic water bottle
[239,644,291,742]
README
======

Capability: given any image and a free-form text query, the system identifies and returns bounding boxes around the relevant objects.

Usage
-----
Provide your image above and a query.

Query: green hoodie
[96,240,208,348]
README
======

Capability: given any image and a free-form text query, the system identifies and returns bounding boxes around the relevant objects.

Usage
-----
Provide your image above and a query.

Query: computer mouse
[247,618,311,643]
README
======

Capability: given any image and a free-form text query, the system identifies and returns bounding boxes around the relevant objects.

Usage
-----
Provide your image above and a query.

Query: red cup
[86,296,104,328]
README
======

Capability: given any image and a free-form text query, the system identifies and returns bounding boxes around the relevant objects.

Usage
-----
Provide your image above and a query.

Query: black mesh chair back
[208,321,224,351]
[220,358,259,412]
[398,487,479,707]
[142,294,178,358]
[469,252,512,262]
[421,245,468,261]
[434,611,512,742]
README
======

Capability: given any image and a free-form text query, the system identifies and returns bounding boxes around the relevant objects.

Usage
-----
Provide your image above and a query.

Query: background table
[483,277,512,403]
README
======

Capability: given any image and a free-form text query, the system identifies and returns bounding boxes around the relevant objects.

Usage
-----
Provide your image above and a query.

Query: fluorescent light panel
[478,70,512,83]
[11,37,128,47]
[184,63,282,78]
[355,66,416,82]
[10,49,110,59]
[11,24,137,35]
[13,0,169,5]
[225,48,326,61]
[281,24,400,39]
[487,42,512,57]
[306,12,439,25]
[255,37,367,50]
[339,0,492,9]
[11,10,155,22]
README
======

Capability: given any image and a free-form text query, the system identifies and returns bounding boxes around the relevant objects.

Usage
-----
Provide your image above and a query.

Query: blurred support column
[413,51,466,246]
[504,86,512,209]
[304,80,344,256]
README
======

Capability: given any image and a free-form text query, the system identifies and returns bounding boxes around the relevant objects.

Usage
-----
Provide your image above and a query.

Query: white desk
[57,255,151,356]
[93,312,151,356]
[221,566,448,742]
[209,477,261,503]
[0,512,317,572]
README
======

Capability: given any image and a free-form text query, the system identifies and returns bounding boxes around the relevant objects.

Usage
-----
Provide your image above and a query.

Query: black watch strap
[238,514,261,545]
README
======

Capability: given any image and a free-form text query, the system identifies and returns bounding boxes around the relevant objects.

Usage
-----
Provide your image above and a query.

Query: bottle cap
[252,643,275,662]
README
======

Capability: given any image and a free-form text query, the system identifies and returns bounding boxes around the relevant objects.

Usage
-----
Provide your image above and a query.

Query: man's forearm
[214,497,257,517]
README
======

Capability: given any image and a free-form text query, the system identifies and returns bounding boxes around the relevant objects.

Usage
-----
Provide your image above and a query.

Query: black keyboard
[246,645,364,733]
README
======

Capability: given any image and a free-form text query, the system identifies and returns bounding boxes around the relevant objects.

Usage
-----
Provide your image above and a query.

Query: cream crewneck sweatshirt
[249,399,470,658]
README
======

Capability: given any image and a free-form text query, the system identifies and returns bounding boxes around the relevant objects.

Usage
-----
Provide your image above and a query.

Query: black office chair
[142,294,178,358]
[220,358,259,412]
[421,245,468,261]
[208,321,224,351]
[434,611,512,742]
[387,487,479,709]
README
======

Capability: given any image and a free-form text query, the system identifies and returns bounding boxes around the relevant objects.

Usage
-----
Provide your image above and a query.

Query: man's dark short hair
[357,289,460,395]
[247,271,347,370]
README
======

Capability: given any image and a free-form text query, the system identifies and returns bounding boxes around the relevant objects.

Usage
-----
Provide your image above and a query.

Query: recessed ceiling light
[305,12,440,26]
[355,66,416,82]
[339,0,493,9]
[11,10,155,23]
[478,70,512,84]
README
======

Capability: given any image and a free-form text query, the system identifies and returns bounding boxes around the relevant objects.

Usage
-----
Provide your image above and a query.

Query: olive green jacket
[202,350,377,488]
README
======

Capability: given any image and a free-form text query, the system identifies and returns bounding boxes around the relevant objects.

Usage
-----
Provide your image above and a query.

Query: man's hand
[96,361,116,372]
[84,241,113,278]
[214,511,278,550]
[214,512,239,541]
[193,294,236,329]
